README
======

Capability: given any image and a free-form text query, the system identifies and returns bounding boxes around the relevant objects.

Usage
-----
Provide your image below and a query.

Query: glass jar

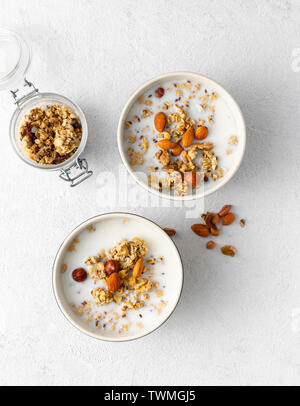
[0,28,92,187]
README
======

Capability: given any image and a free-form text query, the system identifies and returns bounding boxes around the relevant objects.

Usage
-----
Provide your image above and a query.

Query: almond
[171,144,183,157]
[164,228,176,237]
[240,219,246,228]
[133,257,144,279]
[202,212,213,228]
[106,273,121,292]
[182,127,194,148]
[211,214,220,225]
[195,126,209,141]
[157,140,178,150]
[221,246,236,257]
[184,172,201,189]
[154,112,167,132]
[191,224,210,238]
[222,213,235,226]
[206,241,216,250]
[219,205,232,217]
[210,226,220,236]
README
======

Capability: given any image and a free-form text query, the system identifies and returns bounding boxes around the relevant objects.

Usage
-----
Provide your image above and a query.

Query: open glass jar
[0,28,92,187]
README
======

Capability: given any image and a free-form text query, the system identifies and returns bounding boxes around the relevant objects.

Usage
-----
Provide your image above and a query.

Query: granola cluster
[109,238,148,270]
[19,105,82,165]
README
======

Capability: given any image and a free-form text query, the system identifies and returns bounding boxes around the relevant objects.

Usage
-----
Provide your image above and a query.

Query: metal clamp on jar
[0,28,93,187]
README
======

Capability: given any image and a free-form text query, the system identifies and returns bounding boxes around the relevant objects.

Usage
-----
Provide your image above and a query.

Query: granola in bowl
[19,104,82,165]
[71,237,166,333]
[54,213,183,341]
[120,74,246,199]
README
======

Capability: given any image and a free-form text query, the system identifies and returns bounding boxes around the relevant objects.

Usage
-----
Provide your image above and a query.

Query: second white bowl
[118,72,246,201]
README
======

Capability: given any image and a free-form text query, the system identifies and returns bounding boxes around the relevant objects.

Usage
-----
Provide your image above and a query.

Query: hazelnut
[72,268,88,283]
[105,260,120,276]
[155,87,165,98]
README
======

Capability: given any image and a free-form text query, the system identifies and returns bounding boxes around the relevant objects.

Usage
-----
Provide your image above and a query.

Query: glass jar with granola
[0,28,92,187]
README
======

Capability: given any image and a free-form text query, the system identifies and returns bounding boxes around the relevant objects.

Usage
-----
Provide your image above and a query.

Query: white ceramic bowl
[118,72,246,201]
[53,212,184,342]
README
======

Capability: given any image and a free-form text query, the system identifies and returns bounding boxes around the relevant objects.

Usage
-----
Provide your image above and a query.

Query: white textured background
[0,0,300,386]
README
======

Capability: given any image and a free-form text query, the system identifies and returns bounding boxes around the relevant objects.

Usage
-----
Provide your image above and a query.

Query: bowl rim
[9,92,88,172]
[117,71,247,201]
[52,212,184,342]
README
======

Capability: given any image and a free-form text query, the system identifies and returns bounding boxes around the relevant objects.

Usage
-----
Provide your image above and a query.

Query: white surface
[0,0,299,386]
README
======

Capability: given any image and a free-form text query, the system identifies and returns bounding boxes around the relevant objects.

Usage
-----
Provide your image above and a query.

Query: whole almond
[211,214,220,225]
[219,205,232,217]
[154,112,167,132]
[157,140,178,150]
[133,258,144,279]
[221,246,236,257]
[191,224,210,238]
[185,172,201,189]
[195,126,209,141]
[222,213,235,226]
[106,273,121,292]
[171,144,183,157]
[182,127,194,148]
[210,226,220,236]
[164,228,176,237]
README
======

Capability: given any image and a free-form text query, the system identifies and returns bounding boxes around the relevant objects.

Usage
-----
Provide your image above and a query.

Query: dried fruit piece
[195,126,209,141]
[219,205,232,217]
[222,213,235,226]
[107,272,121,292]
[240,219,246,228]
[164,228,176,237]
[206,241,216,250]
[182,126,194,148]
[154,112,167,132]
[133,258,144,279]
[184,172,201,189]
[171,144,183,157]
[155,87,165,98]
[105,260,120,276]
[191,224,210,238]
[157,140,178,150]
[72,268,88,283]
[221,246,236,257]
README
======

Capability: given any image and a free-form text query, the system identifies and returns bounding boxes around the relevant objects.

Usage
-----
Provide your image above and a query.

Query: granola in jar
[19,104,82,165]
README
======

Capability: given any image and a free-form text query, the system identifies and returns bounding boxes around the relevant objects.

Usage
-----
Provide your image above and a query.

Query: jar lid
[0,29,31,91]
